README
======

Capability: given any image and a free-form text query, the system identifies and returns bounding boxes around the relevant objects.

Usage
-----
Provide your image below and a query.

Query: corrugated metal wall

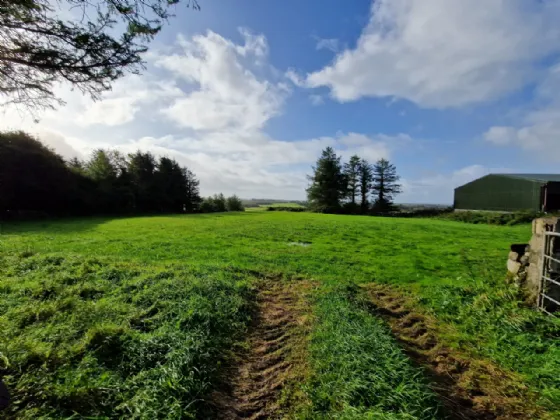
[454,175,543,211]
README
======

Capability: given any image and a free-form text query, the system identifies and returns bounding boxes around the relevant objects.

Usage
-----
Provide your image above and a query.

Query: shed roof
[493,174,560,183]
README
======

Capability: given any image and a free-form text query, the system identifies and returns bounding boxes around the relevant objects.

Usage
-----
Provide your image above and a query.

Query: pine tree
[86,150,116,182]
[306,147,346,213]
[371,158,402,213]
[358,158,374,213]
[128,151,157,213]
[344,155,361,205]
[184,169,202,212]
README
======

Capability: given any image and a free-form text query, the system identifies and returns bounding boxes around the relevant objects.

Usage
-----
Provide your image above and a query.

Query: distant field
[245,202,306,211]
[1,212,558,419]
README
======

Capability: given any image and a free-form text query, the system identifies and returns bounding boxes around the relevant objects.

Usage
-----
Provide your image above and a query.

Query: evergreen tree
[86,150,116,182]
[371,158,402,213]
[0,131,206,219]
[85,149,121,213]
[344,155,361,205]
[184,169,202,212]
[306,147,346,213]
[128,151,157,213]
[358,158,373,213]
[0,131,86,217]
[67,157,85,175]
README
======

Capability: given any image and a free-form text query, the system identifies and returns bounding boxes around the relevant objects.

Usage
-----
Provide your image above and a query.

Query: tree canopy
[0,131,202,218]
[0,0,199,111]
[306,147,347,213]
[307,148,402,214]
[371,158,402,212]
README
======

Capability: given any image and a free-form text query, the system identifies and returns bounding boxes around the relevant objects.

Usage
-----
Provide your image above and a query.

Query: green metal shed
[454,174,560,212]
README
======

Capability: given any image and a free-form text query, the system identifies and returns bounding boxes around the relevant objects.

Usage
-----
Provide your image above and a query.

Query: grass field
[245,202,306,212]
[1,212,559,418]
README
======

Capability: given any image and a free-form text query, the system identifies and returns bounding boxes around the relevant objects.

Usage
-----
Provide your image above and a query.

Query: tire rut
[362,283,547,420]
[211,281,310,419]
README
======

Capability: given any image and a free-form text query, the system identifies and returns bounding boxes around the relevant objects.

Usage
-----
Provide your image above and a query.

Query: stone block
[508,251,519,261]
[507,259,521,275]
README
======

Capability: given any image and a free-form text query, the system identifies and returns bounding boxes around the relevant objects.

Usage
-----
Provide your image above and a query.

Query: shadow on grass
[0,212,257,235]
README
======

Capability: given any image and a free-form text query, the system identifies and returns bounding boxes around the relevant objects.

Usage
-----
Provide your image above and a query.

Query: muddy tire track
[211,281,311,419]
[362,283,547,420]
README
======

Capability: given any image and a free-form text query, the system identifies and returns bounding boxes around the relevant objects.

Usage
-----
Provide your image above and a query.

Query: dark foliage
[358,158,373,213]
[440,211,540,226]
[0,131,202,219]
[307,148,402,215]
[343,155,360,205]
[306,147,347,213]
[226,195,244,212]
[371,158,402,212]
[0,0,199,111]
[200,194,245,213]
[266,207,306,212]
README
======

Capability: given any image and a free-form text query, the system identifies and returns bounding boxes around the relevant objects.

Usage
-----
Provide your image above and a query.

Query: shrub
[266,206,307,212]
[226,195,244,212]
[440,211,540,225]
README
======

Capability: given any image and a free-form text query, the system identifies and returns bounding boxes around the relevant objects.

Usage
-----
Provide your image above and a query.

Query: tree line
[0,131,242,219]
[307,147,402,214]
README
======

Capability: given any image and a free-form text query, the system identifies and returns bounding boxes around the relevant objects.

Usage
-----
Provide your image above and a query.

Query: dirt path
[211,280,311,419]
[362,283,546,420]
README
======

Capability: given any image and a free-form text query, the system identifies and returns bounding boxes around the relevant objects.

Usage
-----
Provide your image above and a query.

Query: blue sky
[3,0,560,203]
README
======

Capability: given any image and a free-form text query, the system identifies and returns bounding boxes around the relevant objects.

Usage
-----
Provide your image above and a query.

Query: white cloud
[401,165,495,204]
[483,63,560,158]
[76,78,183,127]
[155,29,286,131]
[309,94,324,106]
[306,0,560,108]
[316,38,339,53]
[34,130,82,159]
[0,28,402,200]
[285,69,306,87]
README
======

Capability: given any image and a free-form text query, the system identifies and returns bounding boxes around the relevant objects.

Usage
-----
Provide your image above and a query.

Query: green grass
[1,212,558,418]
[298,287,442,419]
[0,254,252,419]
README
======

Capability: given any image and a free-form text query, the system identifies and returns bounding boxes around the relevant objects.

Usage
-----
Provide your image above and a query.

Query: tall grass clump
[297,287,442,419]
[0,253,253,419]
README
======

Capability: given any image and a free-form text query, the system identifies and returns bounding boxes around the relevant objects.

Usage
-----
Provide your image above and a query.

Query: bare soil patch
[210,280,312,419]
[362,283,547,420]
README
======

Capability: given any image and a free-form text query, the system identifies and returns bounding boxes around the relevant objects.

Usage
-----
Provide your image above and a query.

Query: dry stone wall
[507,217,560,305]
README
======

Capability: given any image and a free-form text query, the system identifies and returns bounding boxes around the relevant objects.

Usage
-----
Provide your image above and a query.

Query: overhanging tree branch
[0,0,199,111]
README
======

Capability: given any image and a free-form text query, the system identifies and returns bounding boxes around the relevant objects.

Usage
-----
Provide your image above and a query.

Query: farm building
[454,174,560,212]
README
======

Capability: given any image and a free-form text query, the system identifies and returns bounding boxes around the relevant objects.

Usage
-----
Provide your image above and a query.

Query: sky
[3,0,560,204]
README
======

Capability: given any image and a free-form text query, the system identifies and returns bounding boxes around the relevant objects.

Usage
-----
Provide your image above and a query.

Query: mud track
[362,283,546,420]
[211,280,311,419]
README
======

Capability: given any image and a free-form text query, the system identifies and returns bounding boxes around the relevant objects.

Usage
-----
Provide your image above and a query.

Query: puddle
[288,242,311,247]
